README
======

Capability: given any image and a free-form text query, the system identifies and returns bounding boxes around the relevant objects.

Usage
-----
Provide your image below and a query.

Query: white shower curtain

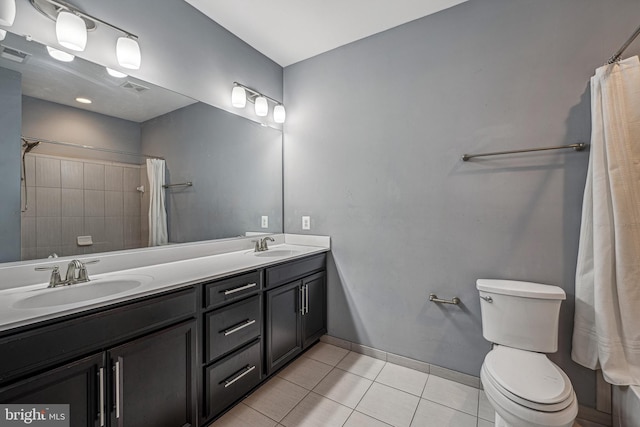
[146,158,168,246]
[572,56,640,385]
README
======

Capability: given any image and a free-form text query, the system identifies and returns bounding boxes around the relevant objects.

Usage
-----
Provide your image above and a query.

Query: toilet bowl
[481,345,578,427]
[476,279,578,427]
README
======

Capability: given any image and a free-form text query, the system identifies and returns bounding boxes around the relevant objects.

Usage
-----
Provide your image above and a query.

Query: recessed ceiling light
[75,97,92,104]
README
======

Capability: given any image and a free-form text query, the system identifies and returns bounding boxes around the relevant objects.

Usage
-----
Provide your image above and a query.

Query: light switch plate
[261,216,268,228]
[302,216,311,230]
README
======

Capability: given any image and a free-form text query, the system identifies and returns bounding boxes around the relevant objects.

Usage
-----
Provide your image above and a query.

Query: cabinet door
[109,320,197,427]
[302,272,327,349]
[265,281,302,375]
[0,353,103,427]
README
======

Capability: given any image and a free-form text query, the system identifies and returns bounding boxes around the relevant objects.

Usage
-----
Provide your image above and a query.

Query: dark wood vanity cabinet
[0,288,198,427]
[0,252,327,427]
[265,254,327,375]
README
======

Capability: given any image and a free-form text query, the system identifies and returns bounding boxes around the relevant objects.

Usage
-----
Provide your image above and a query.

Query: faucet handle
[35,265,62,288]
[77,259,99,282]
[251,240,261,252]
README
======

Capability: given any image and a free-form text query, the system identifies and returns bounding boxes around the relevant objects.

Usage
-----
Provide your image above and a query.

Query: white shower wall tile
[35,187,61,217]
[35,157,61,188]
[60,160,83,189]
[105,166,124,191]
[83,163,105,190]
[84,190,105,217]
[61,189,84,217]
[105,191,124,217]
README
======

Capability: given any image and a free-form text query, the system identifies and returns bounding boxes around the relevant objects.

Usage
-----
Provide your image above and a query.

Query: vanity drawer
[204,271,261,309]
[266,253,326,288]
[205,339,262,419]
[205,295,262,363]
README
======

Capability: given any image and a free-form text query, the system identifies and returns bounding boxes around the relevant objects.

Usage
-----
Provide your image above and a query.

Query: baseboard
[578,405,612,426]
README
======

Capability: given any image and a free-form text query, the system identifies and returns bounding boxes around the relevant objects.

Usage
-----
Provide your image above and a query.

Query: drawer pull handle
[222,282,257,295]
[223,319,256,336]
[98,367,105,427]
[115,361,122,419]
[223,365,256,388]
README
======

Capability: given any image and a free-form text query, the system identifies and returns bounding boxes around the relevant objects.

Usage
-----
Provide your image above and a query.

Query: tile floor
[209,342,495,427]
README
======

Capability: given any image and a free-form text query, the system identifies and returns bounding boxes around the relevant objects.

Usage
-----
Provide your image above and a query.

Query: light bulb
[274,104,286,123]
[106,67,127,78]
[231,86,246,108]
[255,96,268,117]
[47,46,75,62]
[116,37,141,70]
[75,97,92,104]
[0,0,16,27]
[56,11,87,51]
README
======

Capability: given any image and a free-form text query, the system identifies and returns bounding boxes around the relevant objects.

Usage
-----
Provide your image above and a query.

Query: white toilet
[477,279,578,427]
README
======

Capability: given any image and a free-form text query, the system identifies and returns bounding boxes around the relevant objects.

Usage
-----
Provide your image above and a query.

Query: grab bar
[429,293,460,305]
[163,181,193,189]
[461,143,586,161]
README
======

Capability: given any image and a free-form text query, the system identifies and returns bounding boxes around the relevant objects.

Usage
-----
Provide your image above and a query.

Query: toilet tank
[476,279,566,353]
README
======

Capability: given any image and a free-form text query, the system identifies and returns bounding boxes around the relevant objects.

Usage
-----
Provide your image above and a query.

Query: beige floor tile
[244,377,309,422]
[375,362,429,396]
[336,352,386,380]
[422,375,479,416]
[344,411,393,427]
[411,399,477,427]
[356,383,420,427]
[477,418,495,427]
[278,356,333,390]
[478,390,495,422]
[304,342,350,366]
[313,368,373,409]
[280,392,352,427]
[209,403,277,427]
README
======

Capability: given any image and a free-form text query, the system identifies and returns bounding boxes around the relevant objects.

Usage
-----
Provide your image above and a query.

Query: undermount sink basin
[13,275,152,309]
[251,249,303,258]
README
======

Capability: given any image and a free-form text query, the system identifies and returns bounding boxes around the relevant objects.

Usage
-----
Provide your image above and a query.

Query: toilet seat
[483,346,573,412]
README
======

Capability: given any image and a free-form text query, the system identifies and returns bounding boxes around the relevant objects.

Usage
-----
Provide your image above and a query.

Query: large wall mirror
[0,30,283,263]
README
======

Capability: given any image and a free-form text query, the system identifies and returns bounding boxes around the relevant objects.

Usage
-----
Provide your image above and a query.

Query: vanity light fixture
[75,97,91,104]
[55,10,86,51]
[106,67,127,78]
[46,46,74,62]
[0,0,16,27]
[0,29,6,41]
[231,82,286,123]
[30,0,142,69]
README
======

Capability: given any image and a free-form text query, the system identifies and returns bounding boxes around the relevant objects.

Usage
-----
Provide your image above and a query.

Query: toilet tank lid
[476,279,566,300]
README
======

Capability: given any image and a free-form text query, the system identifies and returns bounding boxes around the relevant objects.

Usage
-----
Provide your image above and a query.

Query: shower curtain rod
[21,136,164,160]
[608,23,640,64]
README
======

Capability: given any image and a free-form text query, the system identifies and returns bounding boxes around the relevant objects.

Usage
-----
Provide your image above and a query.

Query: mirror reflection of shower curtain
[146,158,168,246]
[572,56,640,386]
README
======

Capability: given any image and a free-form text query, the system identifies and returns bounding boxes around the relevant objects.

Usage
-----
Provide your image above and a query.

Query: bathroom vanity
[0,236,328,427]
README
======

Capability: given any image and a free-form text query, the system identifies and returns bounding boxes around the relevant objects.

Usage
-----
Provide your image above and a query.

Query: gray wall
[283,0,640,407]
[22,96,141,164]
[0,68,22,262]
[141,102,283,242]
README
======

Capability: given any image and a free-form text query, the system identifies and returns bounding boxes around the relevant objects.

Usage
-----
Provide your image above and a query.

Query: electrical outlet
[261,216,268,228]
[302,216,311,230]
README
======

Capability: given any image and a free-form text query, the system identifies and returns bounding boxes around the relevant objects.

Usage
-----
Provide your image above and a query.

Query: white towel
[572,56,640,385]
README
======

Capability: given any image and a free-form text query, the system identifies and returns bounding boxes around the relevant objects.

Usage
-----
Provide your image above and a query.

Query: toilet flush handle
[480,295,493,303]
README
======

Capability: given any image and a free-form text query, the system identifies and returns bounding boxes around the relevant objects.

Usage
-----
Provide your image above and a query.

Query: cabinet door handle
[300,287,305,315]
[223,319,256,336]
[222,365,256,388]
[222,282,257,295]
[98,367,105,427]
[305,284,309,314]
[115,361,122,419]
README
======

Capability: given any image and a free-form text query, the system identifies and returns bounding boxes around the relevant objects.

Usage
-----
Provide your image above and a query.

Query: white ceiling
[185,0,469,67]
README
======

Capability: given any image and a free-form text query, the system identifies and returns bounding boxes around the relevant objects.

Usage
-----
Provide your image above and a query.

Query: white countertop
[0,238,329,333]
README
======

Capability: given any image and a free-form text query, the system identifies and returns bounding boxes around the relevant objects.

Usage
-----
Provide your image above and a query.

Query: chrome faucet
[253,236,275,252]
[35,259,100,288]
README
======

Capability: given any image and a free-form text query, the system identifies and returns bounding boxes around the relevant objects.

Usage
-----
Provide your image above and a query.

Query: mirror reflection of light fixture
[273,105,286,124]
[46,46,75,62]
[231,85,246,108]
[254,96,268,117]
[106,67,127,78]
[0,0,16,27]
[0,29,6,41]
[56,11,87,51]
[116,36,141,70]
[75,97,91,104]
[231,82,286,123]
